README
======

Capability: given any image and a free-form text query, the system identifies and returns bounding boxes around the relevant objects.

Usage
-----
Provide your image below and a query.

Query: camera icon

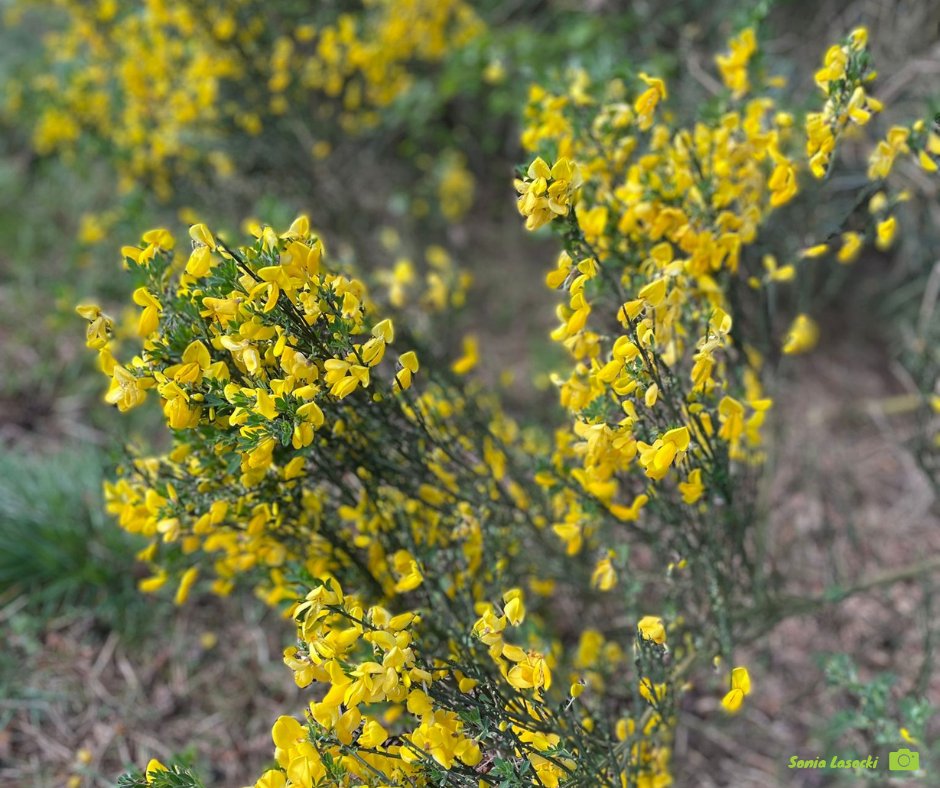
[888,748,920,771]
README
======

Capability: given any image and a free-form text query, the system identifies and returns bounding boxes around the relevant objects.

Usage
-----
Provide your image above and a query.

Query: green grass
[0,445,150,637]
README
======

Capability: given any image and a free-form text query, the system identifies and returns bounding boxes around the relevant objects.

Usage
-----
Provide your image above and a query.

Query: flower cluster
[83,24,937,788]
[514,157,582,231]
[8,0,483,197]
[805,28,881,178]
[81,216,685,785]
[514,22,936,754]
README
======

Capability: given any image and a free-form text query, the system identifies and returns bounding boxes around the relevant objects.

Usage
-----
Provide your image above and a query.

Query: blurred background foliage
[0,0,937,785]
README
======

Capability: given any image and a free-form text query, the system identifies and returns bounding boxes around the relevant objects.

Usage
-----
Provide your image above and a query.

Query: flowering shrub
[7,0,482,199]
[81,216,678,786]
[78,24,938,788]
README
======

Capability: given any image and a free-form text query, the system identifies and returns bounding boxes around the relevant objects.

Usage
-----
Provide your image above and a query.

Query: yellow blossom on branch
[721,666,752,713]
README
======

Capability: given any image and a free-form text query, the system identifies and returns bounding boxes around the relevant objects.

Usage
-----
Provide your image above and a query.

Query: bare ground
[676,323,939,786]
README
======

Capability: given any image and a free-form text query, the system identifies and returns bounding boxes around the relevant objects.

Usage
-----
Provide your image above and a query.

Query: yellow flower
[483,59,506,84]
[358,718,388,748]
[800,244,829,259]
[763,255,795,283]
[371,318,394,343]
[637,615,666,645]
[639,677,668,705]
[721,666,752,713]
[189,222,217,250]
[718,396,746,449]
[392,549,424,593]
[451,335,479,375]
[185,246,213,277]
[837,231,863,264]
[174,567,199,605]
[503,589,526,625]
[132,287,161,337]
[515,156,582,230]
[716,27,757,98]
[917,149,938,172]
[272,715,307,750]
[768,156,798,207]
[506,651,552,692]
[144,759,167,784]
[635,73,667,131]
[77,303,113,350]
[637,426,690,480]
[782,314,819,355]
[105,365,147,411]
[678,469,704,504]
[868,127,910,180]
[78,212,108,245]
[396,350,420,389]
[815,44,848,90]
[876,215,897,250]
[849,27,868,49]
[591,554,617,591]
[254,770,287,788]
[638,277,668,307]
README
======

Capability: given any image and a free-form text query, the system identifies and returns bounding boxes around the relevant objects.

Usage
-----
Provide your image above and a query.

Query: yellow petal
[731,666,751,694]
[721,688,744,713]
